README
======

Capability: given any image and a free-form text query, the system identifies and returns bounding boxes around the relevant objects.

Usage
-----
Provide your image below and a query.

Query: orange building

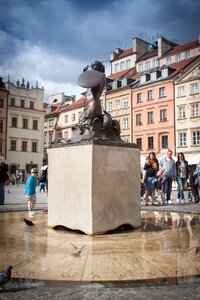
[0,77,8,157]
[132,57,199,159]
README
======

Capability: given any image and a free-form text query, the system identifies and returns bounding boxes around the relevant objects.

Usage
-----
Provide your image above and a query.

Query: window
[65,115,68,123]
[191,83,198,94]
[0,99,4,108]
[108,101,113,111]
[191,104,199,117]
[136,113,142,125]
[175,54,181,62]
[137,93,142,103]
[160,109,167,122]
[22,141,27,152]
[49,119,54,127]
[33,120,38,130]
[147,90,153,100]
[185,51,190,59]
[178,132,187,147]
[116,99,120,110]
[136,138,142,150]
[44,121,47,128]
[161,135,168,149]
[123,97,128,108]
[178,106,186,119]
[114,63,119,73]
[49,132,53,143]
[21,100,25,107]
[71,113,76,122]
[30,101,34,109]
[124,118,128,129]
[44,133,47,144]
[10,98,15,106]
[150,72,156,81]
[147,111,153,124]
[145,61,151,70]
[126,59,130,69]
[11,140,16,151]
[0,120,3,132]
[140,74,146,84]
[159,87,166,97]
[153,59,158,68]
[178,86,185,97]
[22,118,28,129]
[112,81,118,89]
[121,78,127,86]
[120,61,125,71]
[166,58,171,65]
[11,117,17,127]
[32,142,37,152]
[100,98,104,108]
[138,64,143,72]
[192,131,200,146]
[148,136,154,149]
[162,68,168,78]
[64,131,68,139]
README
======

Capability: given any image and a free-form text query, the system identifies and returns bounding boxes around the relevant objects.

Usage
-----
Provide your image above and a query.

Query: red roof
[60,97,85,113]
[163,40,199,57]
[137,49,158,62]
[108,69,130,79]
[112,48,133,61]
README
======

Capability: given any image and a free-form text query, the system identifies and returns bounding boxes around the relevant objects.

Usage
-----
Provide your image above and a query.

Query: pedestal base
[47,141,141,235]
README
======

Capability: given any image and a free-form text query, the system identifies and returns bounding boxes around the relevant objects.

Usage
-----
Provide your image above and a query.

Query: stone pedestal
[47,141,141,235]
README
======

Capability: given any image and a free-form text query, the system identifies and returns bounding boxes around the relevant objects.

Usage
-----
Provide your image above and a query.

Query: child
[25,168,38,217]
[154,170,165,205]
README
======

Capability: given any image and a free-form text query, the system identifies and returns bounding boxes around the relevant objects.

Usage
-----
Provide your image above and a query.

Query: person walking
[194,160,200,202]
[25,168,38,217]
[176,152,189,204]
[0,160,9,205]
[143,152,159,205]
[159,149,176,205]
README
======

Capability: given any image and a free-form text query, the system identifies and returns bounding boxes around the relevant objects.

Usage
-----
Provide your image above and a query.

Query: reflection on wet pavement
[0,211,200,283]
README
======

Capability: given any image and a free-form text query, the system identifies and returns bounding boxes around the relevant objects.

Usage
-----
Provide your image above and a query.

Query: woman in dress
[143,152,159,205]
[176,152,189,204]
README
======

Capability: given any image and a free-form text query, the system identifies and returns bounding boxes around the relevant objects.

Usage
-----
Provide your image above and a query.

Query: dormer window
[162,67,168,78]
[185,51,190,59]
[145,61,151,70]
[112,81,118,89]
[140,73,150,84]
[121,78,127,87]
[150,72,156,81]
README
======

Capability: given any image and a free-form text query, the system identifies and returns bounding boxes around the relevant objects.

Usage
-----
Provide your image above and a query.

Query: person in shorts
[25,168,38,217]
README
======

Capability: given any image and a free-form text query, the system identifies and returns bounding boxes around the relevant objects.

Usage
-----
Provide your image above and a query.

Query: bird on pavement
[7,190,10,194]
[23,218,34,226]
[70,243,85,257]
[0,266,13,290]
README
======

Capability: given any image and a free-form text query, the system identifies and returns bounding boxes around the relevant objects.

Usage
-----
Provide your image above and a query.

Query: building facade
[6,79,45,179]
[0,77,8,158]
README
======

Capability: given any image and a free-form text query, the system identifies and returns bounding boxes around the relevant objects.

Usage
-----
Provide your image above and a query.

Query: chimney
[158,37,174,58]
[132,37,149,60]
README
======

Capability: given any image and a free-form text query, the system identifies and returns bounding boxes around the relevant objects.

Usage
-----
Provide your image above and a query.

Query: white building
[6,78,45,180]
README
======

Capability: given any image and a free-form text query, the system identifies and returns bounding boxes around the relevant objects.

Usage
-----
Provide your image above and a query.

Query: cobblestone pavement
[1,185,200,299]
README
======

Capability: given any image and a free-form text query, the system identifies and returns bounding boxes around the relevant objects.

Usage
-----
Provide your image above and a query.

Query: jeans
[177,177,187,200]
[165,176,173,201]
[0,183,5,204]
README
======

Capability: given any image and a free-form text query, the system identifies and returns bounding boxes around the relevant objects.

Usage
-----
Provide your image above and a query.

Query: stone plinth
[47,141,141,235]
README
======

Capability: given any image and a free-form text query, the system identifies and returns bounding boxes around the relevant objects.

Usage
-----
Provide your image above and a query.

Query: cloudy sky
[0,0,199,101]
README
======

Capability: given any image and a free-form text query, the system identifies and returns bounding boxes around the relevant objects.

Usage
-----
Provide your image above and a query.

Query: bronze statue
[58,61,123,143]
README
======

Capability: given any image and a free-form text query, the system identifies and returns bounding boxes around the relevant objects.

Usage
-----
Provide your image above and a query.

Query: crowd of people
[141,149,200,206]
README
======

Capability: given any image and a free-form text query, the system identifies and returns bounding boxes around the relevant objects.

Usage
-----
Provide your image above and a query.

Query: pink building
[132,57,199,159]
[0,77,8,157]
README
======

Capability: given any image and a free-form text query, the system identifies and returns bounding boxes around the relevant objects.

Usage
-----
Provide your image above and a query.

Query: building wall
[6,81,44,178]
[0,79,8,157]
[105,87,132,142]
[175,61,200,161]
[132,80,175,158]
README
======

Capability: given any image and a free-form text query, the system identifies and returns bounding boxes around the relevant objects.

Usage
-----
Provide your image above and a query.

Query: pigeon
[0,266,13,289]
[7,190,10,194]
[71,243,85,257]
[23,218,34,226]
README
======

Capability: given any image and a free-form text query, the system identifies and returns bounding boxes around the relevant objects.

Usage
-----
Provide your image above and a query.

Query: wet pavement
[0,185,200,299]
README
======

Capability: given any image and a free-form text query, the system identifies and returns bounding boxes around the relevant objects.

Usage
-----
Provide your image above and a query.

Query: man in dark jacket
[0,161,9,205]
